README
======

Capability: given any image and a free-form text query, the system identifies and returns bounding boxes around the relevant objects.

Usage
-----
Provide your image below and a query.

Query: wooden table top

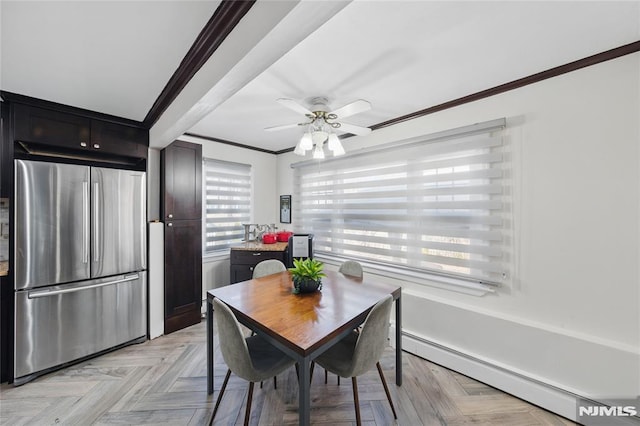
[209,270,401,357]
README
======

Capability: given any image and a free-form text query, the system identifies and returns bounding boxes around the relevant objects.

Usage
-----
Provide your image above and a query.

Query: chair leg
[352,376,361,426]
[338,375,340,386]
[324,368,328,384]
[210,369,231,425]
[260,376,277,389]
[376,362,398,419]
[244,382,255,426]
[310,361,315,384]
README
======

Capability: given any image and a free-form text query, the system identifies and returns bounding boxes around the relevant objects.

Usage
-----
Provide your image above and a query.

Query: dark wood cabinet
[13,103,90,149]
[0,103,12,383]
[162,140,202,221]
[11,102,147,160]
[161,140,202,334]
[230,249,287,284]
[163,219,202,334]
[90,120,148,158]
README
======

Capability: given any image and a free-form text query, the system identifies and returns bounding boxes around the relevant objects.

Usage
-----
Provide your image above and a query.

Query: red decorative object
[262,233,277,244]
[276,231,292,242]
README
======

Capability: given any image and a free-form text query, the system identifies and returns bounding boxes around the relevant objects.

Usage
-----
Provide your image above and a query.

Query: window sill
[316,254,498,297]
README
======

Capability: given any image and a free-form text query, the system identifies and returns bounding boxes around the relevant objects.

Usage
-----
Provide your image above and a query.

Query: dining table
[206,269,402,426]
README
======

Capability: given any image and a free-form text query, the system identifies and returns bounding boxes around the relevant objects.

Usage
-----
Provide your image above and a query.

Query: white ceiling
[0,0,220,121]
[2,1,639,153]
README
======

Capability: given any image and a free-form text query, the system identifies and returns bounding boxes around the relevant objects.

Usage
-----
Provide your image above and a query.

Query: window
[203,158,252,254]
[293,119,509,285]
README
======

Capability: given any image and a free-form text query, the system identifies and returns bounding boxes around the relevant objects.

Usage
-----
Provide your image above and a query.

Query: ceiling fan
[265,97,372,158]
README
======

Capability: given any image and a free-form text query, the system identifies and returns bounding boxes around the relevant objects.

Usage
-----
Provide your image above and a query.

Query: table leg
[298,356,311,425]
[395,293,402,386]
[207,298,214,395]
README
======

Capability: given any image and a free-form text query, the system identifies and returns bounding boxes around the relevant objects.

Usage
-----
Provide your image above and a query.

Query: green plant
[289,258,326,294]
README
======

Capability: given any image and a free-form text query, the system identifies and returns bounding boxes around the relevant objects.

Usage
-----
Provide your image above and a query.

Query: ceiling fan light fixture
[311,130,328,145]
[299,132,313,151]
[293,141,307,156]
[312,142,325,159]
[268,97,372,159]
[327,133,345,156]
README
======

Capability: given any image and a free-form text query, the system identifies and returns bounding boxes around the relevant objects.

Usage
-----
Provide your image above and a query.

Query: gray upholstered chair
[314,295,397,425]
[325,259,364,385]
[210,298,296,426]
[338,260,364,278]
[251,258,288,389]
[253,259,287,278]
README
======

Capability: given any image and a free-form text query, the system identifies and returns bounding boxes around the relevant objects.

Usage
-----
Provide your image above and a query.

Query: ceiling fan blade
[336,122,372,136]
[277,98,313,116]
[264,123,302,132]
[329,99,371,119]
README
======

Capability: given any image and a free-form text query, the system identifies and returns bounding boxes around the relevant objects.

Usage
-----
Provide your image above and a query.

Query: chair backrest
[252,259,286,279]
[213,298,256,381]
[338,260,363,278]
[350,295,393,377]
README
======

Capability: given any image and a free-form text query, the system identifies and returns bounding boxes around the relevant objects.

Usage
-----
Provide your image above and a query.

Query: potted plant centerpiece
[289,258,325,294]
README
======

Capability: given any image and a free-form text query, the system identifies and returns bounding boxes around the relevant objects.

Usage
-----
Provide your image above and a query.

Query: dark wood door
[163,219,202,334]
[161,140,202,334]
[90,120,148,158]
[161,140,202,220]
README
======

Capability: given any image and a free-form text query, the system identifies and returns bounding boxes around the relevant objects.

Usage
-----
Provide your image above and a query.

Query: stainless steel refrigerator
[13,159,147,384]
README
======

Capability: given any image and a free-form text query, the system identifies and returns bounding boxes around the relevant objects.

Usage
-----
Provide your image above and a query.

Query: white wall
[278,53,640,406]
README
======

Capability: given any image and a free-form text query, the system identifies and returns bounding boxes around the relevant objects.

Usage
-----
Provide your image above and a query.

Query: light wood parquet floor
[0,320,575,425]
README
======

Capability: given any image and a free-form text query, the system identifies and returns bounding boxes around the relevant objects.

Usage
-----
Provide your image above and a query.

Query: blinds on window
[203,158,252,254]
[293,119,508,285]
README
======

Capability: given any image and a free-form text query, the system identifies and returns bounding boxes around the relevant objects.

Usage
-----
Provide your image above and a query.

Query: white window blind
[203,158,252,254]
[293,119,509,285]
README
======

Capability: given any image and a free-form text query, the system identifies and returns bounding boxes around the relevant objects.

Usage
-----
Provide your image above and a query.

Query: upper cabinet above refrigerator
[4,92,148,170]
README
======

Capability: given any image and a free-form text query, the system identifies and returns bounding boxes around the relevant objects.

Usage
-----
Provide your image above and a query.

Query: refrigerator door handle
[27,274,140,299]
[82,181,89,263]
[93,181,100,263]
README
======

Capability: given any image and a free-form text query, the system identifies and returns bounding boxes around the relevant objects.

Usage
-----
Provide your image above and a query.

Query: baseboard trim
[392,326,580,422]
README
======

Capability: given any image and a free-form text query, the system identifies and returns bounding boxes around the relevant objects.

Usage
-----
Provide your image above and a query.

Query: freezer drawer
[14,272,147,381]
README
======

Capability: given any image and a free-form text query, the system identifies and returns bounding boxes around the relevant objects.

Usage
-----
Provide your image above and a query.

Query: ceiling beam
[143,0,256,129]
[149,0,352,149]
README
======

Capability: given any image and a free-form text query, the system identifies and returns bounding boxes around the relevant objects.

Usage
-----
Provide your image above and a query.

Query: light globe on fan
[265,97,372,158]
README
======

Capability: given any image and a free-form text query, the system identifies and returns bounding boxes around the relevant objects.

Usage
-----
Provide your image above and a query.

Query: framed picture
[280,195,291,224]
